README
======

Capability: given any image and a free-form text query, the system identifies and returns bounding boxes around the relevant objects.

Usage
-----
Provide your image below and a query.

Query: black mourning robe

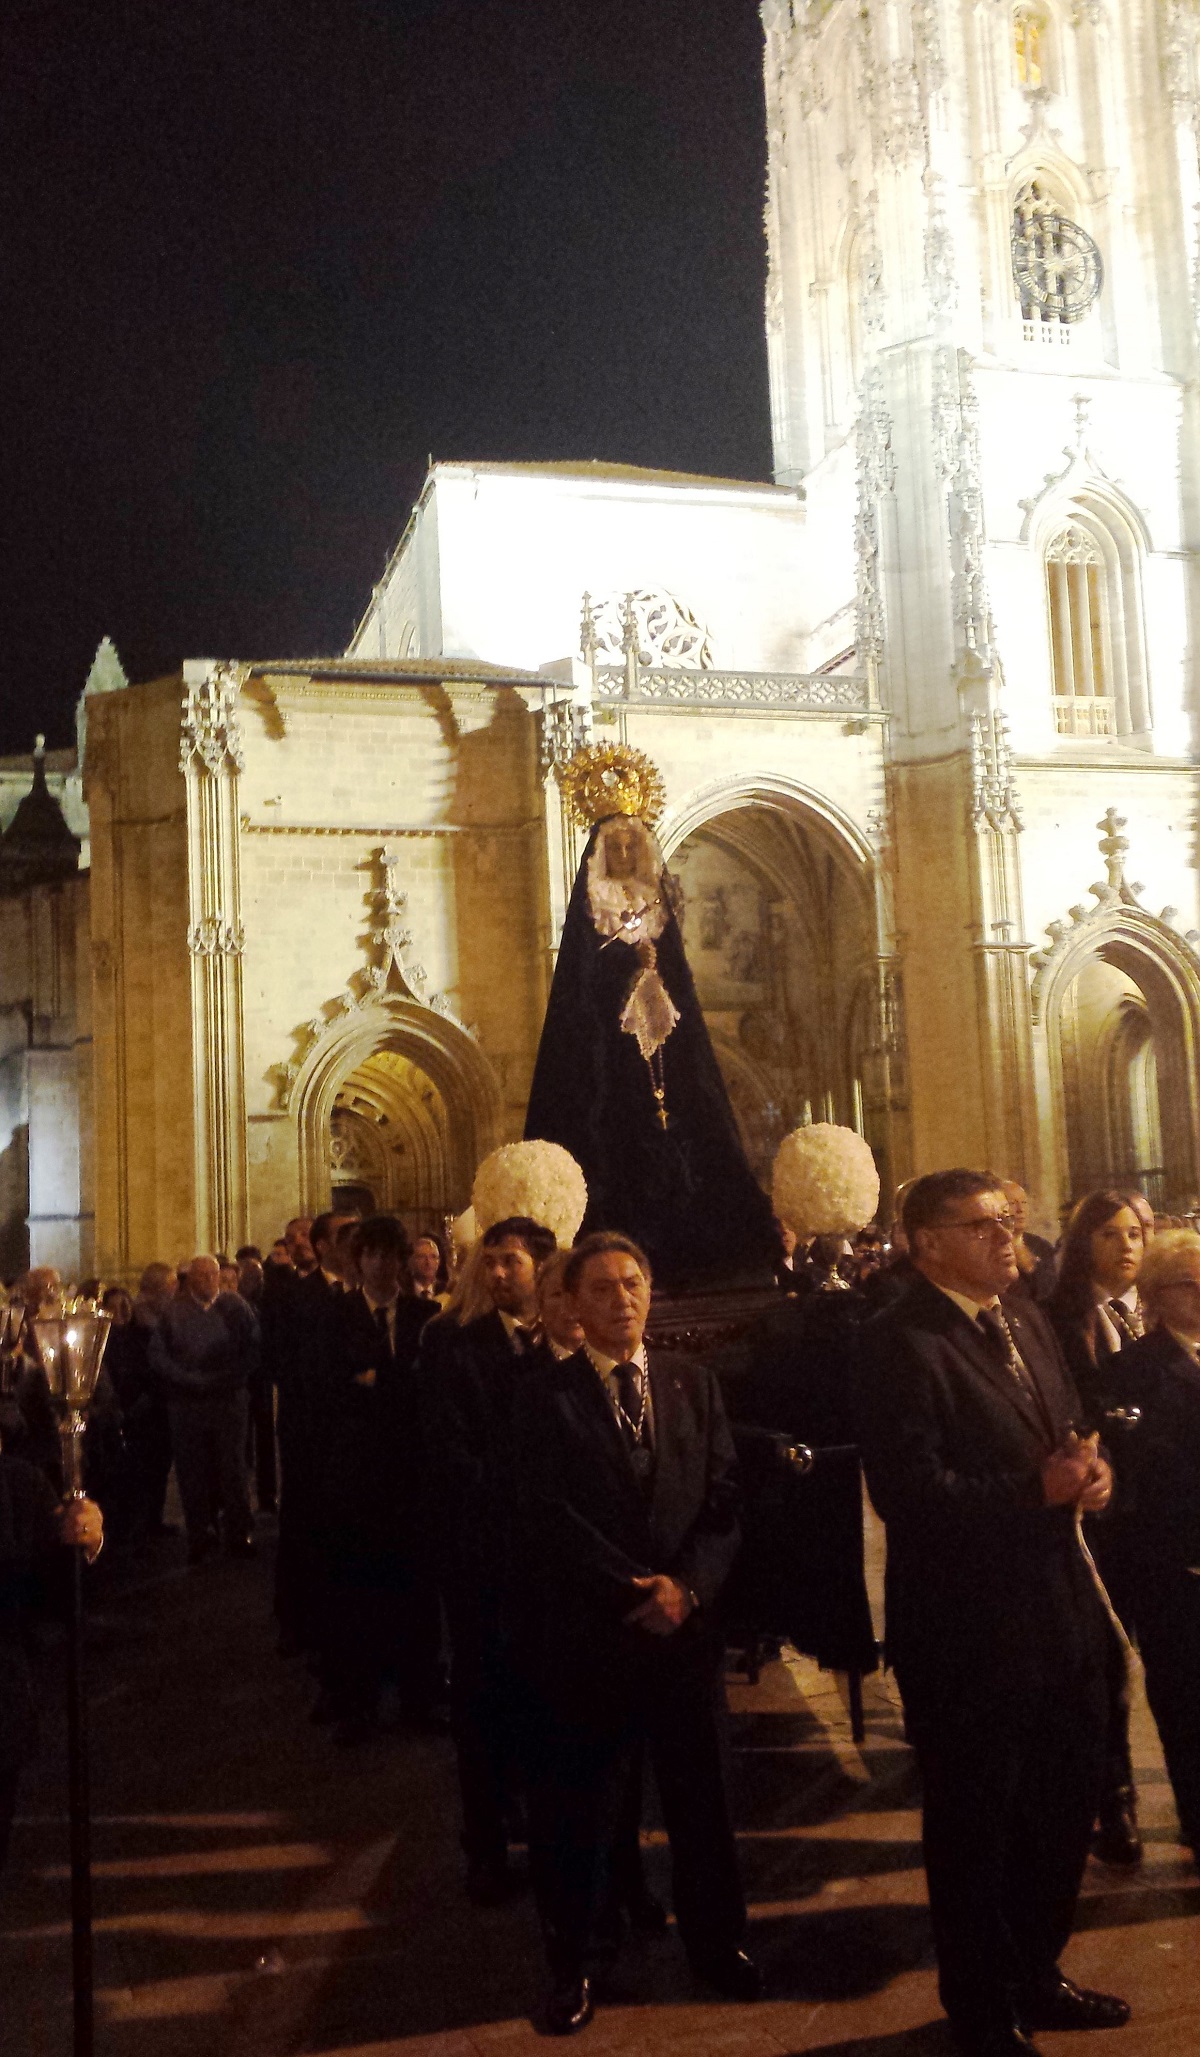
[523,815,776,1291]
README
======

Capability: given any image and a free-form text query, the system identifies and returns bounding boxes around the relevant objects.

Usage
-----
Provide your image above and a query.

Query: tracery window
[1044,503,1149,739]
[1046,524,1113,734]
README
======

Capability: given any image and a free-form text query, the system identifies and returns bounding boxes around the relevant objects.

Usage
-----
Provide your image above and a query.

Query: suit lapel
[1000,1299,1063,1444]
[647,1354,684,1529]
[561,1351,648,1517]
[916,1279,1053,1443]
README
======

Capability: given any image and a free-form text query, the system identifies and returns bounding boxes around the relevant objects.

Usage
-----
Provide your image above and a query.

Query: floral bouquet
[772,1123,880,1239]
[471,1140,588,1246]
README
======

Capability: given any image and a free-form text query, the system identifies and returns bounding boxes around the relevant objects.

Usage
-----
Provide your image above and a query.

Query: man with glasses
[856,1170,1128,2057]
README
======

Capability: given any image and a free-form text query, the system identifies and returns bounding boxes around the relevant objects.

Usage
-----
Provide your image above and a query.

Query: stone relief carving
[180,662,246,777]
[1164,0,1200,119]
[858,191,887,337]
[1028,809,1200,1022]
[593,668,870,713]
[856,3,928,168]
[934,349,996,667]
[587,589,714,671]
[187,917,246,958]
[854,365,895,672]
[924,169,957,329]
[1016,392,1127,540]
[268,846,475,1112]
[969,709,1023,833]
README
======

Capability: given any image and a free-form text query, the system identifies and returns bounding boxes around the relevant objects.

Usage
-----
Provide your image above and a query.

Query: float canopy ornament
[556,742,666,830]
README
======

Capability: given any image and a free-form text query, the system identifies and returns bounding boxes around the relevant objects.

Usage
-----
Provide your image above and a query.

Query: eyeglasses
[935,1213,1017,1239]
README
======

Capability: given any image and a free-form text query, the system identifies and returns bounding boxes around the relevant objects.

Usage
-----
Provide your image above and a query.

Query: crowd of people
[2,1171,1200,2056]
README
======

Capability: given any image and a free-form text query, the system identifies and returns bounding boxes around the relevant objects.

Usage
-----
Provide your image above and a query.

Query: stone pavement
[2,1525,1198,2057]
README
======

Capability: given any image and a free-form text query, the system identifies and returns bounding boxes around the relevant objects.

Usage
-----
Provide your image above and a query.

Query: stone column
[180,661,249,1257]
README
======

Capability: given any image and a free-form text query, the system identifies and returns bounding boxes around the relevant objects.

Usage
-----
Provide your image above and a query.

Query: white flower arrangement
[772,1123,880,1239]
[450,1206,477,1252]
[471,1140,588,1246]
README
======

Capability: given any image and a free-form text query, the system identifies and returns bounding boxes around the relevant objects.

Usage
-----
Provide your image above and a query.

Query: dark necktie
[612,1360,653,1492]
[374,1304,391,1347]
[1108,1299,1143,1346]
[510,1324,532,1358]
[613,1360,643,1445]
[977,1306,1033,1394]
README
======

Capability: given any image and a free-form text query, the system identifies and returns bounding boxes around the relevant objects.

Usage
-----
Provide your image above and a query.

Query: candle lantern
[31,1302,112,1495]
[30,1295,111,2057]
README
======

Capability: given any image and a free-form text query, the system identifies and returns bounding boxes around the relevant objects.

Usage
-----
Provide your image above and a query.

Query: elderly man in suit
[857,1169,1129,2057]
[513,1229,756,2035]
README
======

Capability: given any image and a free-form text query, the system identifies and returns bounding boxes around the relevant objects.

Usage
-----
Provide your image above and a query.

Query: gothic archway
[1033,894,1200,1215]
[292,993,502,1224]
[662,779,881,1189]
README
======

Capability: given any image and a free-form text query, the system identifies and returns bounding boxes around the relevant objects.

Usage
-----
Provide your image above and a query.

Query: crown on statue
[555,742,666,830]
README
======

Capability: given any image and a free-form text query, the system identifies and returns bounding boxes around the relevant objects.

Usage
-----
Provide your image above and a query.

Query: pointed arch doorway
[661,779,884,1193]
[293,994,502,1232]
[1036,915,1200,1215]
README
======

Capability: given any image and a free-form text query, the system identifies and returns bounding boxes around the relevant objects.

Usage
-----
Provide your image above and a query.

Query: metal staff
[31,1300,111,2057]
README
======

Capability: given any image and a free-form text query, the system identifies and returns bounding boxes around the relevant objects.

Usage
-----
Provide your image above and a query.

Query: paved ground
[2,1521,1198,2057]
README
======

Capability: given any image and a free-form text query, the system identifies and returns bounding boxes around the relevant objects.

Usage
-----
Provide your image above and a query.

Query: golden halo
[555,743,666,829]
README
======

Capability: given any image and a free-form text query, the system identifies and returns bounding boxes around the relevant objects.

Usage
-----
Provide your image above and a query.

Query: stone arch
[292,994,502,1222]
[660,774,883,1187]
[660,771,875,874]
[1034,910,1200,1212]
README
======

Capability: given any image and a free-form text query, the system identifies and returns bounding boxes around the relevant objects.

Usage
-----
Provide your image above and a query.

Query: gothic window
[1044,503,1149,739]
[1014,8,1047,90]
[1046,525,1111,734]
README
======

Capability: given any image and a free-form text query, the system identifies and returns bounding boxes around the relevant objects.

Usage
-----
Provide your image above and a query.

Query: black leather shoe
[544,1974,593,2035]
[950,2026,1039,2056]
[1020,1975,1131,2032]
[691,1947,762,2001]
[624,1887,668,1936]
[1092,1790,1142,1867]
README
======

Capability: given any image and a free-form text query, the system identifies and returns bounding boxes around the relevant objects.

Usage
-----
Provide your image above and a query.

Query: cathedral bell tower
[762,1,1200,1206]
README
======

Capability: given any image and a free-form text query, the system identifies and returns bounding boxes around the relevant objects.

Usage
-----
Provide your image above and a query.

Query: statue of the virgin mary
[523,744,777,1291]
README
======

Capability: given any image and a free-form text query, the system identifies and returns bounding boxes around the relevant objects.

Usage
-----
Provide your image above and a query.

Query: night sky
[3,0,772,754]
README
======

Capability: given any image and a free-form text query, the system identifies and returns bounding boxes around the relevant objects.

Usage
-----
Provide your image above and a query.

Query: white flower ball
[471,1140,588,1246]
[772,1123,880,1239]
[450,1206,477,1252]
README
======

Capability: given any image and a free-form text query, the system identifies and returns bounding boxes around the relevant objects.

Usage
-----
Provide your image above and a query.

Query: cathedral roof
[247,656,553,687]
[0,740,81,894]
[432,459,797,497]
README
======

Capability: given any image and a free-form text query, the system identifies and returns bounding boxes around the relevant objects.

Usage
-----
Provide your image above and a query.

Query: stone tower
[762,0,1200,1212]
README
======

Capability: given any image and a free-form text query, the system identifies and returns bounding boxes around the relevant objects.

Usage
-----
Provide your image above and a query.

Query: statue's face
[604,819,643,880]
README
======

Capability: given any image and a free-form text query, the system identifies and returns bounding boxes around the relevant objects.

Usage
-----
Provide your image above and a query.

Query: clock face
[1011,210,1103,321]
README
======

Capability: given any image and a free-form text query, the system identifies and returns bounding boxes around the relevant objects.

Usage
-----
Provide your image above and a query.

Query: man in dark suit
[319,1213,439,1744]
[418,1214,557,1903]
[513,1229,756,2035]
[857,1169,1129,2057]
[1094,1228,1200,1864]
[266,1212,357,1655]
